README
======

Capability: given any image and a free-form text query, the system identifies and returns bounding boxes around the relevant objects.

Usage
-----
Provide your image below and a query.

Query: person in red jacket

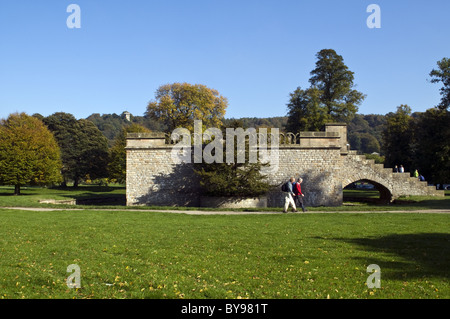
[293,177,308,212]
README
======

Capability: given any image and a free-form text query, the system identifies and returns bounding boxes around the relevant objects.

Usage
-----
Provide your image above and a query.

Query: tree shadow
[51,185,125,193]
[52,186,126,205]
[134,163,201,207]
[332,233,450,280]
[267,168,342,207]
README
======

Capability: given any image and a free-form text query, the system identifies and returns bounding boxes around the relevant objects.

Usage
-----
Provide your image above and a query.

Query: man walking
[283,177,298,213]
[293,177,308,212]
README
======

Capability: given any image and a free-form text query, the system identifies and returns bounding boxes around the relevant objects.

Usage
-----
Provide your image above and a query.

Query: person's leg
[300,197,306,212]
[283,194,289,213]
[295,196,302,212]
[289,194,297,212]
[300,197,308,212]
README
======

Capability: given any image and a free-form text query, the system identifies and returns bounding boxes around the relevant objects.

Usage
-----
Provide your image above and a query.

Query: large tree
[413,108,450,184]
[286,49,365,132]
[309,49,366,123]
[430,57,450,111]
[43,112,109,187]
[0,113,62,195]
[194,142,272,198]
[194,121,272,197]
[285,87,329,132]
[382,105,415,171]
[145,82,228,132]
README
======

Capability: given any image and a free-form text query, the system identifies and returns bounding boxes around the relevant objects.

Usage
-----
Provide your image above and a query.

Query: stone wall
[126,147,201,206]
[266,147,343,207]
[126,124,444,207]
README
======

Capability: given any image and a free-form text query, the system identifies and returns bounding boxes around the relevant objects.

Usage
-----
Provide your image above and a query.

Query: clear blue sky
[1,0,449,120]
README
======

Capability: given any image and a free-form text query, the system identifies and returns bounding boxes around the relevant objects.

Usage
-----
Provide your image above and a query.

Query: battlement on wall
[126,123,349,153]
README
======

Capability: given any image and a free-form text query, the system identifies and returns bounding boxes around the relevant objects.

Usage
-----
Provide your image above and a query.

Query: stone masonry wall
[126,124,444,208]
[126,136,201,206]
[266,147,343,207]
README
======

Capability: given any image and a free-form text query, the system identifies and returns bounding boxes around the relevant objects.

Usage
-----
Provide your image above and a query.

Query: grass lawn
[0,185,448,299]
[0,185,449,212]
[0,208,448,299]
[0,185,126,208]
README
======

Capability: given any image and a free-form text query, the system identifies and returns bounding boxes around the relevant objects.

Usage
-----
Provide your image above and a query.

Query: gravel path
[1,207,450,215]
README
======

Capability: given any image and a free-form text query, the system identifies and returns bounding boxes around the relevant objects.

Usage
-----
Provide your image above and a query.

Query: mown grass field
[0,185,449,211]
[0,186,449,299]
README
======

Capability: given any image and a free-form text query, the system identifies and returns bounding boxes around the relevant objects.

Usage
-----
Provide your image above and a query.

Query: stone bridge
[126,123,444,207]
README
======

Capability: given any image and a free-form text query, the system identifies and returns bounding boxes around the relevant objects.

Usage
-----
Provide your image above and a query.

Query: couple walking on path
[282,177,308,213]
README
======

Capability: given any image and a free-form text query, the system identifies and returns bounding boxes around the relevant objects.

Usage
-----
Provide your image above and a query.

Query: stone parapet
[126,123,443,208]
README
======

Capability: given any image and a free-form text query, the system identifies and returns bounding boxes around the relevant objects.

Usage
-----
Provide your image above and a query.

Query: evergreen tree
[413,108,450,184]
[286,49,365,132]
[194,123,272,197]
[309,49,366,123]
[285,87,329,132]
[382,105,415,171]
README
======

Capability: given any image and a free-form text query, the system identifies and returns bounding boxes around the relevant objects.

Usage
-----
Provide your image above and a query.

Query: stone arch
[343,178,393,203]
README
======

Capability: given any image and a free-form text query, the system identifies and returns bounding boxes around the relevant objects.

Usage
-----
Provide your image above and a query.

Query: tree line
[0,50,448,194]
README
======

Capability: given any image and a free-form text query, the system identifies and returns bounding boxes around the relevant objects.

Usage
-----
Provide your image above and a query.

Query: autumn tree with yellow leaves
[145,82,228,132]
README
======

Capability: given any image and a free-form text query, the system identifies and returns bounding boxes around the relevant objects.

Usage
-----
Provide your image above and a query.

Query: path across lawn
[2,206,450,214]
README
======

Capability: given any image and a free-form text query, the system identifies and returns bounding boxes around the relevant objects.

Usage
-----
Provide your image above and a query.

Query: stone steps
[345,152,444,197]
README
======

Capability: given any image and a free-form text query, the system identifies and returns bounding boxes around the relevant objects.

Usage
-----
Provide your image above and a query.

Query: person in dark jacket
[283,177,298,213]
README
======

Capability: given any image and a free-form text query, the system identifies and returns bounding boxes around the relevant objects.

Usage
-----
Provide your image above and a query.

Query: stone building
[126,123,443,207]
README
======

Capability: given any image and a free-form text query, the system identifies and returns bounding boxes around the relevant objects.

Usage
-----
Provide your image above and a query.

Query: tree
[0,113,62,195]
[382,105,415,171]
[43,112,109,187]
[359,133,381,154]
[413,108,450,184]
[430,57,450,110]
[347,114,386,155]
[285,87,330,132]
[194,123,272,197]
[145,82,228,133]
[286,49,365,132]
[108,123,150,183]
[309,49,366,123]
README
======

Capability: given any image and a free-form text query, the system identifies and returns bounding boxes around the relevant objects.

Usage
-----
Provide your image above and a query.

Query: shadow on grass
[398,199,450,209]
[0,185,127,206]
[73,194,126,206]
[51,185,125,193]
[333,233,450,280]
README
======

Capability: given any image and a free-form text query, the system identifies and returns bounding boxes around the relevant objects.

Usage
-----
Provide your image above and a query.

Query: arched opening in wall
[343,179,392,204]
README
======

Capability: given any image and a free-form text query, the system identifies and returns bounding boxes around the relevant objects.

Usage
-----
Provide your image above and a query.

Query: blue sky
[0,0,449,120]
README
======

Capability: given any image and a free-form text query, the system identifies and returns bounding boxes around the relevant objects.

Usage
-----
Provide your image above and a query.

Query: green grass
[0,185,449,212]
[0,208,448,299]
[0,185,126,208]
[0,185,448,299]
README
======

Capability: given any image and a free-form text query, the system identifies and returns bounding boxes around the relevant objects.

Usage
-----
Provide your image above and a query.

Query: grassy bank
[0,208,448,299]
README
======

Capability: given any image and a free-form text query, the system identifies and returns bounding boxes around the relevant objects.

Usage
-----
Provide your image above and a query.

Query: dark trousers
[294,196,307,212]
